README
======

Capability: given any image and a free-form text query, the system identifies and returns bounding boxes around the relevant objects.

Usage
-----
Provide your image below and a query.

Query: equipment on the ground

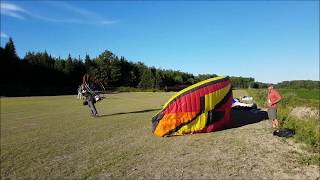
[273,128,295,137]
[241,96,253,101]
[232,98,257,110]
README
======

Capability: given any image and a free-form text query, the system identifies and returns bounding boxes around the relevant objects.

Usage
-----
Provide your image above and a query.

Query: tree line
[276,80,320,89]
[1,38,317,96]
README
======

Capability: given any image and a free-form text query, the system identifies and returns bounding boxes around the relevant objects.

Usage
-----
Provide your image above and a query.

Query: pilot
[82,74,99,117]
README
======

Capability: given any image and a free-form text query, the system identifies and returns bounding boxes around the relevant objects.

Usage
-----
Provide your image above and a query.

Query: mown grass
[1,91,319,179]
[0,93,175,179]
[247,88,320,165]
[232,89,249,99]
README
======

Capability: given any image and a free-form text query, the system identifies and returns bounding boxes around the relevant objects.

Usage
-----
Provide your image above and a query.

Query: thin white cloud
[1,10,24,19]
[54,1,100,18]
[0,1,118,25]
[1,2,24,11]
[1,32,9,38]
[101,20,119,25]
[0,2,26,19]
[47,1,119,25]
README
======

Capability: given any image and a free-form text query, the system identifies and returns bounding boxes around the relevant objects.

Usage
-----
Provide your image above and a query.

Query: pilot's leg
[88,100,98,117]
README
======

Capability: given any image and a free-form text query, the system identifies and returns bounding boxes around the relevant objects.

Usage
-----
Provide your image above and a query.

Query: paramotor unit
[78,74,107,103]
[82,82,106,102]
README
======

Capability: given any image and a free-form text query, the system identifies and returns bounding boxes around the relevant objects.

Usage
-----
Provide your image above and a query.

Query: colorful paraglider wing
[152,76,233,137]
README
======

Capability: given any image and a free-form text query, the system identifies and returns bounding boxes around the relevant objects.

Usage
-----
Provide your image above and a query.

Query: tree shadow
[99,108,161,117]
[223,108,269,130]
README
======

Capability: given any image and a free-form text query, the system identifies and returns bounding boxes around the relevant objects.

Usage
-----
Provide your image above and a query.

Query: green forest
[0,38,319,96]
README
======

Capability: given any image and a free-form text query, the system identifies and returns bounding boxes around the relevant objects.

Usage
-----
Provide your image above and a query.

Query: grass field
[1,91,319,179]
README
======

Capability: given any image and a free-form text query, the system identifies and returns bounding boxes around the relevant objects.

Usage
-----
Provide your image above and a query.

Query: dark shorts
[268,107,277,119]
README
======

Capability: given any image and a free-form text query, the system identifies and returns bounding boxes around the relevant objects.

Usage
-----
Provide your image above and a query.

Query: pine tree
[85,54,90,62]
[4,37,19,61]
[65,53,74,74]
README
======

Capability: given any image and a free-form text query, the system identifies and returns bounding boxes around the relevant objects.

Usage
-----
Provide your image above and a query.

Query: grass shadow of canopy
[226,108,269,129]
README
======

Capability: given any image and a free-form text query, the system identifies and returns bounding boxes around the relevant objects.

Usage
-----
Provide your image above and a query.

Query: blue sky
[1,1,319,83]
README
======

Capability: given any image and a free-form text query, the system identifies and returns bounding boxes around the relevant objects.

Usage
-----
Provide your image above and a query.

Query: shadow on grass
[225,108,269,129]
[99,108,161,117]
[165,108,269,138]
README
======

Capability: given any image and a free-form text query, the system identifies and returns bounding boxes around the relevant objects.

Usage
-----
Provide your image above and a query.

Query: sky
[0,1,319,83]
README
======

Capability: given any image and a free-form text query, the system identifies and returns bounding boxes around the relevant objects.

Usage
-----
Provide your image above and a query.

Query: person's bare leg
[274,119,279,128]
[272,119,276,128]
